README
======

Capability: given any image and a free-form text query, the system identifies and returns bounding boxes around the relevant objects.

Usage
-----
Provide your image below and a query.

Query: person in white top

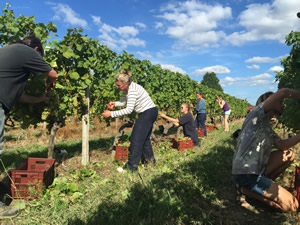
[102,70,158,171]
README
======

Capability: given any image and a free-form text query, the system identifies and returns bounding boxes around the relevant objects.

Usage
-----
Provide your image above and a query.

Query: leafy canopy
[200,72,223,92]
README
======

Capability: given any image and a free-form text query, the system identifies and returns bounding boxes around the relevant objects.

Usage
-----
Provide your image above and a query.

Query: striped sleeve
[111,87,137,118]
[114,92,127,107]
[111,82,155,118]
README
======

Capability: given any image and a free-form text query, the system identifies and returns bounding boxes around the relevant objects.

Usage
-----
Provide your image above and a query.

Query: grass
[0,121,299,225]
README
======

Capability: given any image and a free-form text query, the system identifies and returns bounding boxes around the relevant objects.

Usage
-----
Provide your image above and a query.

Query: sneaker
[0,205,19,219]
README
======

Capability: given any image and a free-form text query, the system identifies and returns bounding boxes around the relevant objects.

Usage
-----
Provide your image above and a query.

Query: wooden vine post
[82,87,90,165]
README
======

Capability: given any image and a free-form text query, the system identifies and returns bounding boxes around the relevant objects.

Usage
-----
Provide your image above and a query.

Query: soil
[2,118,171,179]
[3,118,300,207]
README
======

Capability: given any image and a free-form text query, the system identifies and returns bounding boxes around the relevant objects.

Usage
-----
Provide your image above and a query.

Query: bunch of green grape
[117,141,130,147]
[177,137,191,141]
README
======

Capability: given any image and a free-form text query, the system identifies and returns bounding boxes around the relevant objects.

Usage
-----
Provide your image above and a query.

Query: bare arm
[45,69,58,92]
[19,93,49,104]
[264,88,300,113]
[159,113,180,126]
[274,134,300,151]
[219,100,225,108]
[216,99,224,108]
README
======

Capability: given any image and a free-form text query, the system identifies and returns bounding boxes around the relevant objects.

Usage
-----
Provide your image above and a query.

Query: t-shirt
[232,102,281,175]
[0,44,52,112]
[179,112,199,145]
[111,82,156,118]
[223,100,230,112]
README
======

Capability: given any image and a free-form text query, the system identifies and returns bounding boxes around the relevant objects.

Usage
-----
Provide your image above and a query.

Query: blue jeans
[127,107,158,171]
[233,174,272,195]
[195,113,206,136]
[0,103,5,155]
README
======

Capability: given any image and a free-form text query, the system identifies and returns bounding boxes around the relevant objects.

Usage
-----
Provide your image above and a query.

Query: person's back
[0,37,57,219]
[179,112,199,146]
[0,43,51,113]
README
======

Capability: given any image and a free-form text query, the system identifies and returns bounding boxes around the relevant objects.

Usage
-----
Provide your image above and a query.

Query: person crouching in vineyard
[159,103,200,147]
[0,36,58,218]
[232,88,300,212]
[102,70,158,172]
[216,96,231,132]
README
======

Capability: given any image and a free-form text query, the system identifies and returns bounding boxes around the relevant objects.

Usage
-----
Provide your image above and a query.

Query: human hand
[107,101,115,110]
[102,110,111,118]
[282,150,294,162]
[45,79,55,92]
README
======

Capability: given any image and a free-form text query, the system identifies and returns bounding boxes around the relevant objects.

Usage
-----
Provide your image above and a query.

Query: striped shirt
[111,82,156,118]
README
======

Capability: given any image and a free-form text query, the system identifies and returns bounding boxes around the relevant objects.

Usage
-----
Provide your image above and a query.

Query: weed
[1,121,299,225]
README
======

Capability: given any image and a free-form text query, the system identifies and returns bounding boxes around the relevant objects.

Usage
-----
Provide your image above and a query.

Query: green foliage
[8,122,298,225]
[197,84,248,120]
[201,72,223,92]
[0,4,248,133]
[276,31,300,131]
[0,3,57,46]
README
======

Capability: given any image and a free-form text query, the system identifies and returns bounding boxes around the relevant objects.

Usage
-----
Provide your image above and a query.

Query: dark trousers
[127,107,158,171]
[195,113,207,136]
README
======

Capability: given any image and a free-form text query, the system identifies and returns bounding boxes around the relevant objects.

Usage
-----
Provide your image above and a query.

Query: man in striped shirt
[102,70,158,172]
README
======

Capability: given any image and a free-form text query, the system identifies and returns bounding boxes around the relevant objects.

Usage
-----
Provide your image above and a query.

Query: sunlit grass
[0,121,298,225]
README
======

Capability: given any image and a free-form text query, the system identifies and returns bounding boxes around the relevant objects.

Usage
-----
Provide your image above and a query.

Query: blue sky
[2,0,300,105]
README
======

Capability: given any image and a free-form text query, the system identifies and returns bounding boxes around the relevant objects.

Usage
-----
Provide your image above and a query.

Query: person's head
[215,96,221,102]
[11,36,44,56]
[180,103,190,114]
[255,92,274,106]
[256,91,284,116]
[115,70,132,91]
[196,92,204,100]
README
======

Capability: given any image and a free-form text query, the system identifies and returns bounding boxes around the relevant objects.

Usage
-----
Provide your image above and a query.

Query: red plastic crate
[172,137,193,151]
[197,128,205,137]
[115,146,129,162]
[205,125,214,132]
[10,158,55,199]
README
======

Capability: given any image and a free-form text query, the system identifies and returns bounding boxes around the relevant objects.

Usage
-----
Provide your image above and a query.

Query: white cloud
[50,3,88,28]
[155,0,300,48]
[98,23,145,50]
[268,65,284,72]
[247,64,260,69]
[225,0,300,45]
[154,22,163,29]
[116,26,139,38]
[192,65,230,76]
[91,15,101,25]
[245,56,285,63]
[157,1,232,48]
[220,73,275,87]
[136,51,153,59]
[161,64,186,74]
[136,22,146,29]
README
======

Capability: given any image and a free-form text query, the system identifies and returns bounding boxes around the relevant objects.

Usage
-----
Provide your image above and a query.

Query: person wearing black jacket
[0,36,58,218]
